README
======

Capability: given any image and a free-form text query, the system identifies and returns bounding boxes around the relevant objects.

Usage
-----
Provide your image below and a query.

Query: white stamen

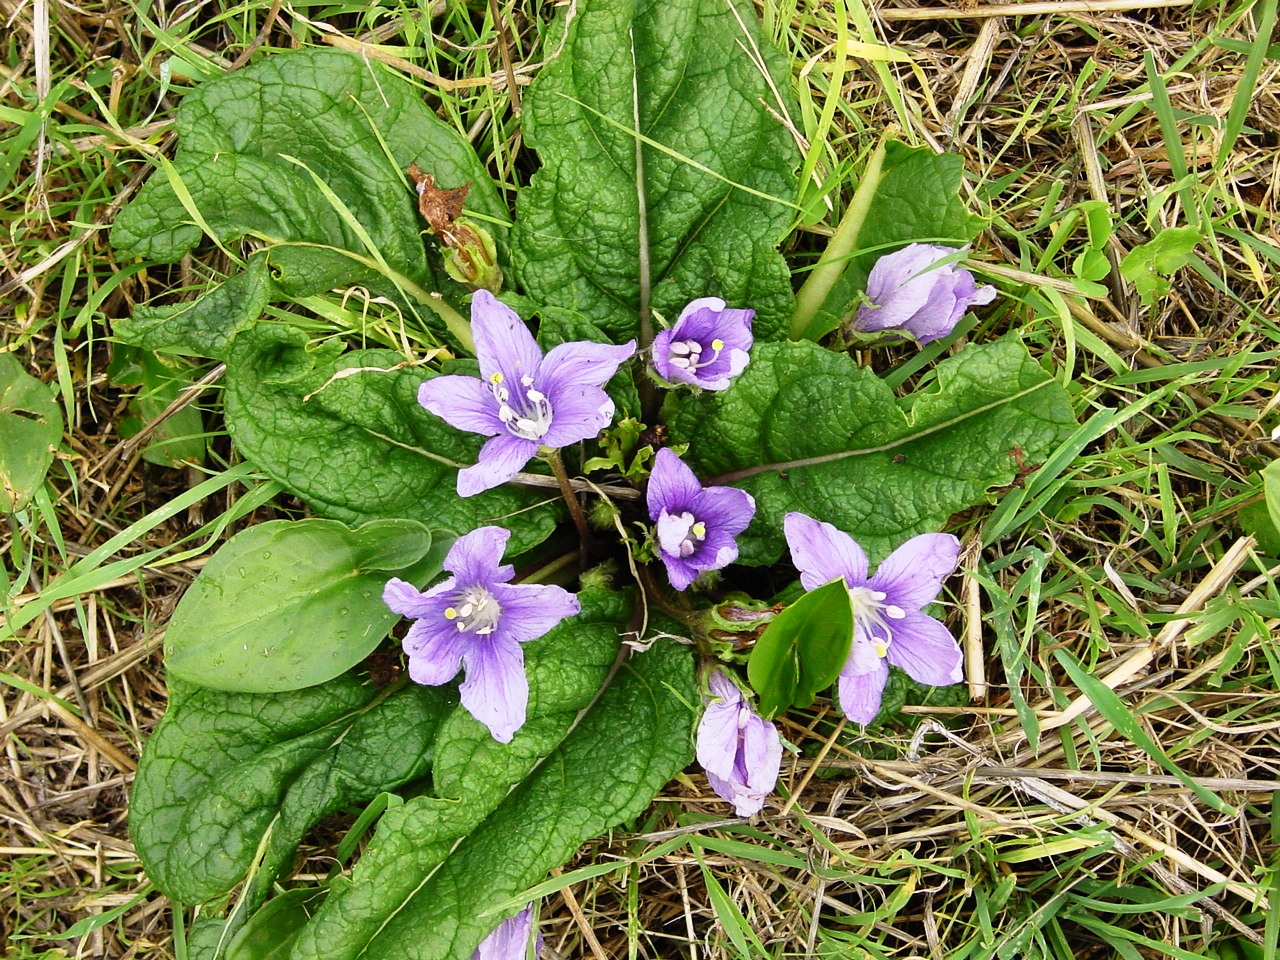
[445,584,502,636]
[666,337,724,374]
[848,586,905,659]
[488,371,553,441]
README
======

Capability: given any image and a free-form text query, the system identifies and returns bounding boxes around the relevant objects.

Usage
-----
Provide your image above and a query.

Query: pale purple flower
[383,526,580,743]
[647,447,755,591]
[696,669,782,817]
[852,243,996,346]
[473,904,542,960]
[783,513,963,725]
[419,290,636,496]
[651,297,754,391]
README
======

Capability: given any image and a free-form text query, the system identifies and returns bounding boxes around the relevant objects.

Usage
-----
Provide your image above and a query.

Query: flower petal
[537,384,616,448]
[741,712,783,797]
[470,290,543,386]
[457,434,539,497]
[694,484,756,537]
[489,581,581,644]
[695,700,740,780]
[646,448,704,521]
[656,510,697,557]
[459,637,528,743]
[658,551,700,591]
[783,512,868,591]
[540,339,636,396]
[885,611,963,686]
[707,669,743,705]
[869,532,961,610]
[472,905,537,960]
[444,526,513,585]
[402,618,468,687]
[837,652,889,725]
[417,375,503,436]
[383,576,453,619]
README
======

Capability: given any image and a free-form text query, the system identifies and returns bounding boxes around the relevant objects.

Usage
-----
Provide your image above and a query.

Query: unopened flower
[696,669,782,817]
[651,297,753,391]
[851,243,996,346]
[419,290,636,496]
[384,526,580,743]
[473,903,542,960]
[647,448,755,591]
[783,513,962,725]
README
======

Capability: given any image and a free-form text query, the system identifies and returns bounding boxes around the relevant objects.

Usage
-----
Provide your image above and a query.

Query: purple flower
[696,669,782,817]
[851,243,996,346]
[783,513,963,725]
[651,297,754,391]
[383,526,580,743]
[473,904,542,960]
[419,290,636,496]
[646,447,755,591]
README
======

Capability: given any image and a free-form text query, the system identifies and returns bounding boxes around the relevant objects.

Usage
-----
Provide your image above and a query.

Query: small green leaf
[226,889,327,960]
[0,353,63,513]
[1119,226,1200,305]
[1262,460,1280,539]
[223,325,560,555]
[108,347,207,468]
[748,578,853,718]
[672,338,1077,564]
[165,518,444,692]
[130,674,454,905]
[512,0,798,343]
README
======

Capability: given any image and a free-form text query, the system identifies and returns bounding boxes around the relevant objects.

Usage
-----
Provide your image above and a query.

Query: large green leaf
[287,633,695,960]
[0,353,63,513]
[111,49,505,349]
[512,0,798,343]
[671,338,1076,564]
[748,578,853,718]
[130,674,454,906]
[165,518,445,692]
[792,141,986,342]
[223,325,560,555]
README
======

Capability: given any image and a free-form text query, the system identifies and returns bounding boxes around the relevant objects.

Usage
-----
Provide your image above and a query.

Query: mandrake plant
[94,0,1091,956]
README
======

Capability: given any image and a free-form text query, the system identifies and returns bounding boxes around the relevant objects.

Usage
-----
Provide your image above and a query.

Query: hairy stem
[545,448,595,554]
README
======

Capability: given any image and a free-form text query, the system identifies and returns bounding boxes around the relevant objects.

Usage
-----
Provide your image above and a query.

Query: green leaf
[511,0,798,343]
[747,578,853,718]
[1119,226,1200,305]
[0,353,63,513]
[671,338,1076,564]
[226,889,327,960]
[130,674,455,905]
[108,347,207,468]
[223,325,559,555]
[1262,460,1280,540]
[287,630,695,959]
[791,141,986,342]
[111,49,505,348]
[165,518,444,692]
[113,255,273,360]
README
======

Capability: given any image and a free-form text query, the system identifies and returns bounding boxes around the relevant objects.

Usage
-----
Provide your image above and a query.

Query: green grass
[4,0,1280,956]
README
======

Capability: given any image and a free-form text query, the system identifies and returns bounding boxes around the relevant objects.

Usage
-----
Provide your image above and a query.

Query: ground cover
[2,0,1280,957]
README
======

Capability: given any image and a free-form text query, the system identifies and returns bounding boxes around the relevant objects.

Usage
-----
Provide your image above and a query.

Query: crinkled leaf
[130,674,454,906]
[795,142,986,342]
[672,338,1076,564]
[0,353,62,513]
[226,889,327,960]
[748,578,853,718]
[113,255,273,360]
[165,518,444,692]
[288,618,695,960]
[111,49,506,350]
[108,347,208,468]
[223,325,559,555]
[512,0,798,343]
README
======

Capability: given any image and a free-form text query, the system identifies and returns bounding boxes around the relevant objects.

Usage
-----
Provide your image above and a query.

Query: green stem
[789,139,887,341]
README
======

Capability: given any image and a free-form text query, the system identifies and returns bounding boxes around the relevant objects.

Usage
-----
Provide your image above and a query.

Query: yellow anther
[691,521,707,539]
[444,607,458,620]
[873,641,888,658]
[489,372,504,384]
[711,338,725,351]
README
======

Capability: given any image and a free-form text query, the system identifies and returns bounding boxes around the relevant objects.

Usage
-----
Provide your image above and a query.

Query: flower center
[847,585,906,658]
[443,584,502,636]
[660,510,708,559]
[489,372,553,442]
[667,337,725,373]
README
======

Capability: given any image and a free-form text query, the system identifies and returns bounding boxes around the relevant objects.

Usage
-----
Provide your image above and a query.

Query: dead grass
[3,0,1280,955]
